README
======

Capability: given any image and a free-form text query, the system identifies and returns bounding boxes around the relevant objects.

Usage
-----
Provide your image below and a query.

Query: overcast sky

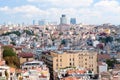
[0,0,120,25]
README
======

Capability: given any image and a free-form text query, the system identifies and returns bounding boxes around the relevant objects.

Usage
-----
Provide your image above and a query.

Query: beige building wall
[20,57,34,64]
[42,50,97,74]
[0,46,2,61]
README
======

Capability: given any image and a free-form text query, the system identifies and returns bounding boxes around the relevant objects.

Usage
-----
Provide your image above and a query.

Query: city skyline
[0,0,120,25]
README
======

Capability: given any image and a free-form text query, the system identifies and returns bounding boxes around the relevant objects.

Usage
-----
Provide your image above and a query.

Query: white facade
[21,60,50,80]
[99,62,108,73]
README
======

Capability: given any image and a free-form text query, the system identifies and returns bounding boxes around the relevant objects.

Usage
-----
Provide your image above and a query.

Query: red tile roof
[18,52,34,58]
[98,54,111,60]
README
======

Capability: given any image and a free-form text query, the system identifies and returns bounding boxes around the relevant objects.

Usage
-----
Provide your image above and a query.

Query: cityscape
[0,0,120,80]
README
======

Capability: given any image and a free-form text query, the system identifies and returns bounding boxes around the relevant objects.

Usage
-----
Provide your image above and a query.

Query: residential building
[41,50,97,79]
[18,52,35,64]
[98,62,108,73]
[21,60,50,80]
[0,45,16,80]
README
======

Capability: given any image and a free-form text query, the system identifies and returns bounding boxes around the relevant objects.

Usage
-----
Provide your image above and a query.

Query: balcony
[0,77,6,80]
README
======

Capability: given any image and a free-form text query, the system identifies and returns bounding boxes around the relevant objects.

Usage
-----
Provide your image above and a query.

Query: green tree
[2,31,21,36]
[61,39,66,45]
[2,46,20,68]
[106,58,118,69]
[24,30,34,35]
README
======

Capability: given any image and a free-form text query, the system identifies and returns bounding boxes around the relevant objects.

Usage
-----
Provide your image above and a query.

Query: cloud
[94,0,120,14]
[0,6,9,12]
[0,5,48,18]
[0,0,120,24]
[27,0,93,8]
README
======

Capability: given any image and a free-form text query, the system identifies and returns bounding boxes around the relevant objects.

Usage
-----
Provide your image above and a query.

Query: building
[38,20,46,26]
[70,18,76,24]
[33,20,35,25]
[60,14,67,24]
[41,50,97,79]
[18,52,35,64]
[21,60,50,80]
[98,62,108,73]
[0,45,16,80]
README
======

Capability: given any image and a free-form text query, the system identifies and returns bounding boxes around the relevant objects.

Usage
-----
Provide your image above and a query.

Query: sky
[0,0,120,25]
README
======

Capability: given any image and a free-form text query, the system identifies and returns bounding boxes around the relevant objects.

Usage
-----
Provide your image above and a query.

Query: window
[0,72,2,76]
[85,63,87,65]
[91,64,93,67]
[89,56,93,59]
[56,59,58,62]
[70,63,72,66]
[56,64,58,66]
[60,59,62,62]
[89,65,91,67]
[73,58,74,61]
[92,69,93,71]
[60,64,62,67]
[85,59,87,61]
[70,58,71,61]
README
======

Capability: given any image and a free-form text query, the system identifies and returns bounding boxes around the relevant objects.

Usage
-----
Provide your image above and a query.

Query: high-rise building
[33,20,35,25]
[70,18,76,24]
[38,20,46,26]
[60,14,67,24]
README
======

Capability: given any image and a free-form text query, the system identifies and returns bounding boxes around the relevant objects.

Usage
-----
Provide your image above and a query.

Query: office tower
[33,20,35,25]
[38,20,46,26]
[60,14,67,24]
[70,18,76,24]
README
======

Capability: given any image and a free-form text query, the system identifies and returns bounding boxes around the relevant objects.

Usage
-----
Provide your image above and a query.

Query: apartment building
[41,50,97,79]
[21,60,50,80]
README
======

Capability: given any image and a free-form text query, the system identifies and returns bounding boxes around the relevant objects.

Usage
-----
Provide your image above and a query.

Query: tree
[2,46,20,68]
[106,58,118,69]
[61,39,66,45]
[2,31,21,36]
[3,46,16,57]
[10,41,16,46]
[24,30,34,35]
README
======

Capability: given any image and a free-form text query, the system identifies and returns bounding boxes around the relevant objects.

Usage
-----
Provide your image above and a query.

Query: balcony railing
[0,77,6,80]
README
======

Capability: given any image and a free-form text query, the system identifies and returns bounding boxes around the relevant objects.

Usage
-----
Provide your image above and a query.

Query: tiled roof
[61,76,79,80]
[98,54,111,60]
[10,67,15,73]
[18,52,34,58]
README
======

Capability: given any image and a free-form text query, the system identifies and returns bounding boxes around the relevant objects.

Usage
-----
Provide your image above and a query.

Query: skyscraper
[70,18,76,24]
[33,20,35,25]
[38,20,46,26]
[60,14,67,24]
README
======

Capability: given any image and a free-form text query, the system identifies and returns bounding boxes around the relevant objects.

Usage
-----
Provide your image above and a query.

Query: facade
[70,18,76,24]
[18,52,34,64]
[38,20,46,26]
[41,50,97,79]
[21,60,50,80]
[0,45,16,80]
[98,62,108,73]
[60,14,67,24]
[33,20,35,25]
